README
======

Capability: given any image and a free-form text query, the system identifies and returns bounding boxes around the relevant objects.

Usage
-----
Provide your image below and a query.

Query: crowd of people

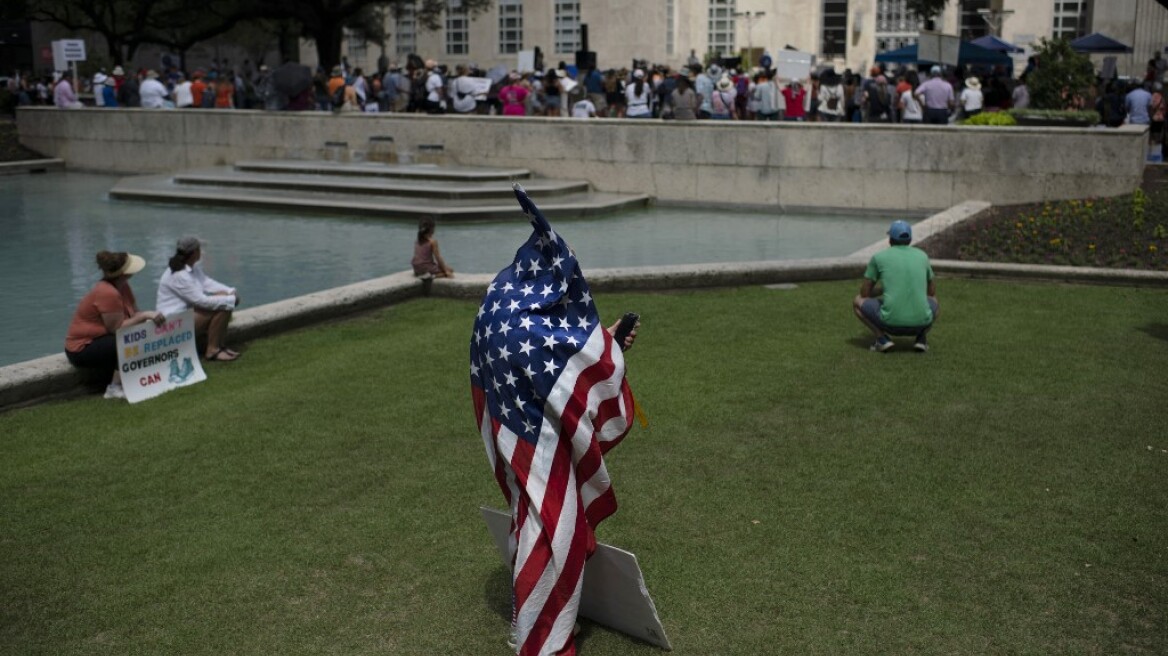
[11,51,1161,139]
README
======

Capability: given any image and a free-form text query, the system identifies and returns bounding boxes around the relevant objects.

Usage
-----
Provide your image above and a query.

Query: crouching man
[853,220,939,353]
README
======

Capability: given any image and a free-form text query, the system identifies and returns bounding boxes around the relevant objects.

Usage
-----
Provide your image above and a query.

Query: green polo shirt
[864,245,935,327]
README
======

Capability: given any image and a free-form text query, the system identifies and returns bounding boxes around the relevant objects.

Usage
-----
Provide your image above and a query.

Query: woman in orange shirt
[64,251,166,399]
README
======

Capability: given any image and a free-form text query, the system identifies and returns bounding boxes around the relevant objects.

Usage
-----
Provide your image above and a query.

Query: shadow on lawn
[1140,323,1168,343]
[481,564,652,652]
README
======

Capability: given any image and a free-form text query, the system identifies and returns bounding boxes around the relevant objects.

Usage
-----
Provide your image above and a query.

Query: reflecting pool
[1,171,904,367]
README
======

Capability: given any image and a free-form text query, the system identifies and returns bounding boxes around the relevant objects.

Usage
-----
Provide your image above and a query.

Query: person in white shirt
[899,73,924,124]
[960,76,984,119]
[424,59,445,114]
[157,236,241,361]
[172,73,194,108]
[93,72,107,106]
[571,97,597,118]
[625,69,653,118]
[138,70,170,109]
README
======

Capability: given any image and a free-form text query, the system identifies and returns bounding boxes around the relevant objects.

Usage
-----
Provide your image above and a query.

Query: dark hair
[417,218,435,243]
[168,249,193,272]
[634,77,645,96]
[96,251,127,277]
[676,76,691,92]
[889,237,912,246]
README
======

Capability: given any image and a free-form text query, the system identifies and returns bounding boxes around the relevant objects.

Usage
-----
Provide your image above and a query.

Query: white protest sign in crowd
[115,309,206,403]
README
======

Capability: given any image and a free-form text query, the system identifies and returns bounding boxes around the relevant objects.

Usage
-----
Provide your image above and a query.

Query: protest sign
[481,507,672,650]
[775,50,813,82]
[116,309,206,404]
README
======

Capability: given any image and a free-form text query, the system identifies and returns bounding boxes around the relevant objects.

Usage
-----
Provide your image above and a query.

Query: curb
[2,257,1165,412]
[0,158,64,175]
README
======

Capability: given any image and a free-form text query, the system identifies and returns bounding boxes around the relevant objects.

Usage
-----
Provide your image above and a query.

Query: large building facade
[304,0,1167,77]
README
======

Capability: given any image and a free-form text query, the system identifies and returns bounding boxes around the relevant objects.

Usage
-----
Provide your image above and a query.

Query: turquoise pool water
[1,172,903,367]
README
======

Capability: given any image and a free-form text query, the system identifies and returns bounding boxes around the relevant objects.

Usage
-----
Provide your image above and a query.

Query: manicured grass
[2,280,1166,655]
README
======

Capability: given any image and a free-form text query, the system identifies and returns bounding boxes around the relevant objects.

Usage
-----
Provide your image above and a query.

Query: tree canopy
[28,0,493,69]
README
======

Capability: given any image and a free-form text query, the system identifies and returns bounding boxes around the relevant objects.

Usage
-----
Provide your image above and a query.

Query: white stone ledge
[4,254,1165,411]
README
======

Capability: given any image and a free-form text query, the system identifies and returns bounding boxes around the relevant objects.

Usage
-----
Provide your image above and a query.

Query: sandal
[205,349,239,362]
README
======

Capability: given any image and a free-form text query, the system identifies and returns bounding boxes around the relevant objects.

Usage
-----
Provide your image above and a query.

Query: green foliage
[2,286,1167,654]
[1133,188,1147,230]
[1027,38,1096,110]
[906,0,948,20]
[1007,107,1101,125]
[960,112,1017,126]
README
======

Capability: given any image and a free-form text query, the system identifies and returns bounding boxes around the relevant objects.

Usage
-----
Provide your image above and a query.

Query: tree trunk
[311,21,344,72]
[108,38,124,66]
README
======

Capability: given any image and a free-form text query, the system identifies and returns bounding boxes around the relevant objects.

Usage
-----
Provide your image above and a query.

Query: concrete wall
[17,107,1148,211]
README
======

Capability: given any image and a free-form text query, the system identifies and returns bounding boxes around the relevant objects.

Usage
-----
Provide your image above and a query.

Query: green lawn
[2,279,1166,655]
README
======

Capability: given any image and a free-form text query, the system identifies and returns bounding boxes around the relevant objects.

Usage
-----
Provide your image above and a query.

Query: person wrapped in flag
[471,185,640,655]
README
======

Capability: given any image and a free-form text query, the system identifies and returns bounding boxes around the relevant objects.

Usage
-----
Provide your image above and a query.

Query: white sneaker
[103,383,126,400]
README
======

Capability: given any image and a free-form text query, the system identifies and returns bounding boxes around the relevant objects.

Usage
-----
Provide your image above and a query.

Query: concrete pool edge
[4,254,1167,411]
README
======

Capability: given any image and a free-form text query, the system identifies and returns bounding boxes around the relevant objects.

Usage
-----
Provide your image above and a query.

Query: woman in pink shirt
[499,74,529,116]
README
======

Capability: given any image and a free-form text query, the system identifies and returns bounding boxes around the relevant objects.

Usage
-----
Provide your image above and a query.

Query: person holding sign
[156,236,241,362]
[65,251,166,400]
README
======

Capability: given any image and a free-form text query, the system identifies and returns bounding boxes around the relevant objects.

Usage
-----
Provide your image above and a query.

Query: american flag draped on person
[471,185,638,655]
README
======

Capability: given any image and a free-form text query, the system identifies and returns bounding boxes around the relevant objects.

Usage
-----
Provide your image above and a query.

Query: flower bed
[922,168,1168,270]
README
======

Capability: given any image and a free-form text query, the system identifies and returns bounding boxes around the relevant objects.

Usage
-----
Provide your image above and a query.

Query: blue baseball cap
[888,220,912,242]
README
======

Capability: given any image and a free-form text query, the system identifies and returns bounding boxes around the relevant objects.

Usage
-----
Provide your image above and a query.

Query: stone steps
[172,168,591,200]
[110,160,650,221]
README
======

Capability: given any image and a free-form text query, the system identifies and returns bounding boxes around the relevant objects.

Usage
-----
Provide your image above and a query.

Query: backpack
[331,83,346,109]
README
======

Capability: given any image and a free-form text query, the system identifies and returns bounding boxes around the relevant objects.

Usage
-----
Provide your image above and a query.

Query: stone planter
[1012,114,1096,128]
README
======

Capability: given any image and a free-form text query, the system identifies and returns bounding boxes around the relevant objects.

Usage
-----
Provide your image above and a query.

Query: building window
[395,5,416,56]
[1052,1,1089,40]
[707,0,736,57]
[666,0,676,56]
[499,0,523,54]
[554,2,580,55]
[345,28,368,64]
[958,0,991,41]
[447,7,469,55]
[875,0,921,53]
[822,0,847,57]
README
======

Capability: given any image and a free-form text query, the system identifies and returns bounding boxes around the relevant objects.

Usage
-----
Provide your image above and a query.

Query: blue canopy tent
[874,41,1013,67]
[1069,33,1133,53]
[969,35,1024,54]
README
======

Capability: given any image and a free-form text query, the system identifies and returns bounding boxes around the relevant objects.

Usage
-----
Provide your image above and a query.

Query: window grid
[875,0,921,53]
[1052,1,1089,40]
[554,2,580,55]
[446,7,469,55]
[395,6,416,56]
[822,0,847,57]
[959,0,991,41]
[499,0,523,54]
[707,0,736,56]
[345,28,368,63]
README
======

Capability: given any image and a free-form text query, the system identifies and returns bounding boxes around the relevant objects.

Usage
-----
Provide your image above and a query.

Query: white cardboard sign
[115,309,206,403]
[774,50,813,82]
[918,31,961,67]
[480,506,672,650]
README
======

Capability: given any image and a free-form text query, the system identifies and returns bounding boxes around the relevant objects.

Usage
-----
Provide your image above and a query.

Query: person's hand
[606,319,639,351]
[150,311,166,325]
